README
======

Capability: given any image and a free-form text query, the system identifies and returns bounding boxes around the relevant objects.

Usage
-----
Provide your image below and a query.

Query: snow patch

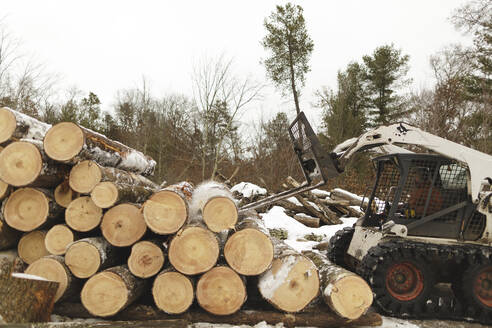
[12,273,49,281]
[311,189,330,198]
[190,181,234,217]
[258,255,297,299]
[286,197,302,206]
[231,182,267,198]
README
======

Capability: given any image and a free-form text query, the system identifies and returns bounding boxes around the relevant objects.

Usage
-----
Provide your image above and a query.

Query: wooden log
[0,146,10,201]
[91,181,154,209]
[53,303,383,328]
[293,214,320,228]
[54,180,79,208]
[190,181,238,232]
[0,252,26,276]
[25,255,80,303]
[81,265,146,317]
[17,230,50,264]
[258,240,319,313]
[65,237,118,279]
[142,182,193,235]
[65,196,103,232]
[152,268,194,314]
[168,224,219,275]
[224,215,273,276]
[275,199,313,216]
[3,187,63,232]
[45,224,76,256]
[0,107,51,144]
[330,189,366,207]
[196,266,247,316]
[101,203,147,247]
[69,160,157,194]
[0,211,21,250]
[127,240,165,278]
[44,122,156,175]
[0,141,69,188]
[302,251,373,319]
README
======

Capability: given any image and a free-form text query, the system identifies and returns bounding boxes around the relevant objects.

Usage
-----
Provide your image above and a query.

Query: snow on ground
[231,182,267,198]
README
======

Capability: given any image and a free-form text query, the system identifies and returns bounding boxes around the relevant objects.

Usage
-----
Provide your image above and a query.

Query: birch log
[196,266,247,315]
[101,203,147,247]
[91,181,154,209]
[81,265,146,317]
[152,268,194,314]
[65,196,103,232]
[65,237,118,279]
[0,107,51,144]
[17,230,50,264]
[127,240,165,278]
[258,240,319,313]
[43,122,156,175]
[142,182,193,235]
[45,224,76,255]
[302,251,373,319]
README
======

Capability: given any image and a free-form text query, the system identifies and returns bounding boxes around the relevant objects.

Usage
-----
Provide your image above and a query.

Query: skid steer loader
[241,111,492,324]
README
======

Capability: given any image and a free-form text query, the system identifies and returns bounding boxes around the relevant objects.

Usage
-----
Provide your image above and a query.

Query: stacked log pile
[0,107,378,326]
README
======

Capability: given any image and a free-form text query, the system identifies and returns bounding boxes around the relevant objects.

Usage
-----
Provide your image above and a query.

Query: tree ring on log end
[0,108,16,144]
[25,257,69,302]
[65,241,101,278]
[128,241,164,278]
[66,197,102,232]
[329,275,373,319]
[196,266,246,315]
[69,160,102,194]
[202,197,238,232]
[18,230,50,264]
[81,271,128,317]
[5,188,49,231]
[91,181,118,208]
[153,271,194,314]
[169,226,219,275]
[0,142,42,186]
[143,190,188,234]
[44,122,84,161]
[45,224,74,255]
[101,203,146,247]
[225,228,273,275]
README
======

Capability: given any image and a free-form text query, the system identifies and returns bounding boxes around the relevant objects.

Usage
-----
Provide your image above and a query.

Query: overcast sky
[2,0,471,130]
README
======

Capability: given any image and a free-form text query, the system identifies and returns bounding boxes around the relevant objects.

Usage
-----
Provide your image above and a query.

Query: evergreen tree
[79,92,102,132]
[262,3,314,115]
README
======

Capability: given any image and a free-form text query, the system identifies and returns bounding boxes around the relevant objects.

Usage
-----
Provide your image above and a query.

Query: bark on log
[65,196,103,232]
[190,181,238,232]
[3,187,63,232]
[224,215,273,276]
[101,203,147,247]
[0,269,58,323]
[25,255,80,303]
[0,141,69,188]
[330,189,367,207]
[302,251,373,319]
[0,107,51,144]
[0,253,26,276]
[91,181,154,209]
[65,237,119,279]
[69,160,157,194]
[17,230,50,264]
[293,214,320,228]
[196,266,247,316]
[127,240,165,278]
[81,265,146,317]
[258,239,319,313]
[152,268,194,314]
[45,224,76,255]
[275,199,313,216]
[168,223,219,275]
[142,182,193,235]
[53,303,383,328]
[0,212,21,250]
[44,122,156,175]
[54,180,79,208]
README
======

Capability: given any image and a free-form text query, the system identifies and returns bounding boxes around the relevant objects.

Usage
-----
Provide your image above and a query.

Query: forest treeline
[0,1,490,193]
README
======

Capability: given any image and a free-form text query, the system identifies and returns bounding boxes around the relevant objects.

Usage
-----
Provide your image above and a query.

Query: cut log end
[65,241,101,279]
[143,190,188,234]
[327,275,373,320]
[128,241,165,278]
[69,160,102,193]
[224,228,273,276]
[66,196,102,232]
[0,107,16,143]
[44,122,84,162]
[45,224,74,255]
[169,226,219,275]
[18,230,50,264]
[101,203,146,247]
[0,142,42,186]
[202,197,238,232]
[196,266,246,315]
[25,257,69,302]
[5,188,49,231]
[153,271,194,314]
[0,180,9,200]
[90,181,118,208]
[81,271,128,317]
[54,181,78,208]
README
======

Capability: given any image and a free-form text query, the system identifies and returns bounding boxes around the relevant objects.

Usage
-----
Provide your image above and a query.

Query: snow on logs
[43,121,156,175]
[0,107,51,144]
[152,268,194,314]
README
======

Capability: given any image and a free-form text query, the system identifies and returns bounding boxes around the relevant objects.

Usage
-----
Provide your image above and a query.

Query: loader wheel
[327,227,354,269]
[385,261,424,301]
[462,261,492,311]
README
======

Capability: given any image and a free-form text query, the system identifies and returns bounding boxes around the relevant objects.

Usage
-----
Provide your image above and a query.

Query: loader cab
[360,153,486,241]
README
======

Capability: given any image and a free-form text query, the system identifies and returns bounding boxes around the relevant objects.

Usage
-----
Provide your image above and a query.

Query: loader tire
[327,226,354,269]
[461,253,492,322]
